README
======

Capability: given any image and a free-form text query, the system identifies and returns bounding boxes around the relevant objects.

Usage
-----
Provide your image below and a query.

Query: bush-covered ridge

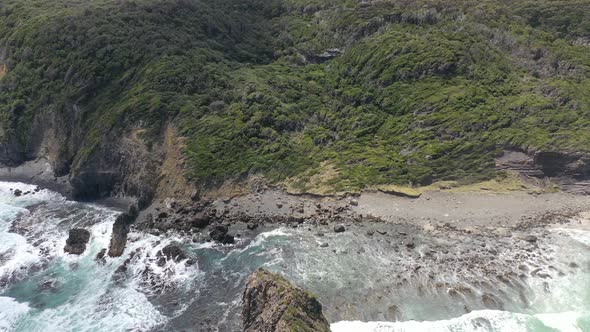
[0,0,589,193]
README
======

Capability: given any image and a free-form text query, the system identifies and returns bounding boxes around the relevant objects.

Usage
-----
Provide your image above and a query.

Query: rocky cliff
[1,0,590,202]
[242,268,330,332]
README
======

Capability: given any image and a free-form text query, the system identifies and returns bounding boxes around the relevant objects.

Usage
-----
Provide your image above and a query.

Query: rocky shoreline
[3,166,590,264]
[2,176,590,331]
[128,184,590,246]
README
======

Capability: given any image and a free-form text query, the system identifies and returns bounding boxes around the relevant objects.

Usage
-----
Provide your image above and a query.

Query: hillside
[0,0,589,201]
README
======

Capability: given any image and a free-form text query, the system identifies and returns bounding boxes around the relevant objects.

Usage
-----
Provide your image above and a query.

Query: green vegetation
[1,0,589,192]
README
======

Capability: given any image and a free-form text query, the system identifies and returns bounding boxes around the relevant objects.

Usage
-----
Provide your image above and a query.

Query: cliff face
[1,0,590,201]
[242,269,330,332]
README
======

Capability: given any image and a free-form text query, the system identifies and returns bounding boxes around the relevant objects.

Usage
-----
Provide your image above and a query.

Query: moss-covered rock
[242,268,330,332]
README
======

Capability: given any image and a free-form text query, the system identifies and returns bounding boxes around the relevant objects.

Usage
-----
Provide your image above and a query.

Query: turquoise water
[0,181,589,331]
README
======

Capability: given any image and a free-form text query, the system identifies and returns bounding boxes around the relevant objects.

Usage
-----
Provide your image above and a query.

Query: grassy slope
[0,0,589,193]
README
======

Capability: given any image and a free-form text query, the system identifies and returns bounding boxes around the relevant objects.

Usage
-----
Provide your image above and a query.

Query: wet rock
[366,230,375,236]
[210,225,229,242]
[39,278,59,292]
[349,198,359,206]
[472,317,493,330]
[247,223,259,230]
[161,244,187,262]
[276,202,283,208]
[112,262,129,283]
[209,225,235,244]
[334,224,345,233]
[242,268,330,332]
[319,243,329,248]
[287,216,304,224]
[191,212,211,229]
[481,293,503,309]
[523,235,538,243]
[64,228,91,255]
[108,212,136,257]
[222,234,235,244]
[13,189,22,197]
[95,248,107,264]
[157,244,187,266]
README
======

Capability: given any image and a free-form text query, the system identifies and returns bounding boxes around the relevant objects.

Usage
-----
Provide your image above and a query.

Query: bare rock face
[64,228,91,255]
[242,268,330,332]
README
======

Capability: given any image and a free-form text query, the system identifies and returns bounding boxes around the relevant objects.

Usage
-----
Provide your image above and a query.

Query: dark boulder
[191,212,211,228]
[13,189,22,197]
[222,234,235,244]
[334,224,345,233]
[209,225,229,242]
[242,269,330,332]
[64,228,91,255]
[158,243,187,264]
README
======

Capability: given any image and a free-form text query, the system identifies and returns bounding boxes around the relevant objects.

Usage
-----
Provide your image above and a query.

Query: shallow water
[0,181,588,331]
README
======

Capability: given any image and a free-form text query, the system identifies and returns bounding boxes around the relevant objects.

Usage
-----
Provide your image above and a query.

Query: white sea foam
[536,311,588,332]
[0,232,41,289]
[0,297,30,330]
[17,284,167,332]
[0,181,65,208]
[554,228,590,246]
[331,310,589,332]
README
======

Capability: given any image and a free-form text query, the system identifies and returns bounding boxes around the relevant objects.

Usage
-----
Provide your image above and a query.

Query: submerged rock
[242,268,330,332]
[64,228,91,255]
[334,224,346,233]
[95,248,107,264]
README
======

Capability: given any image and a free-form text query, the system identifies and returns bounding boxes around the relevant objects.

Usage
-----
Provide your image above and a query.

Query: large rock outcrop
[241,269,330,332]
[64,228,91,255]
[108,210,136,257]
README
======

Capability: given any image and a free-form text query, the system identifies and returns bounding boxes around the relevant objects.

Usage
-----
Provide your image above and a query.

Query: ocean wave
[331,309,590,332]
[0,181,65,208]
[0,296,30,331]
